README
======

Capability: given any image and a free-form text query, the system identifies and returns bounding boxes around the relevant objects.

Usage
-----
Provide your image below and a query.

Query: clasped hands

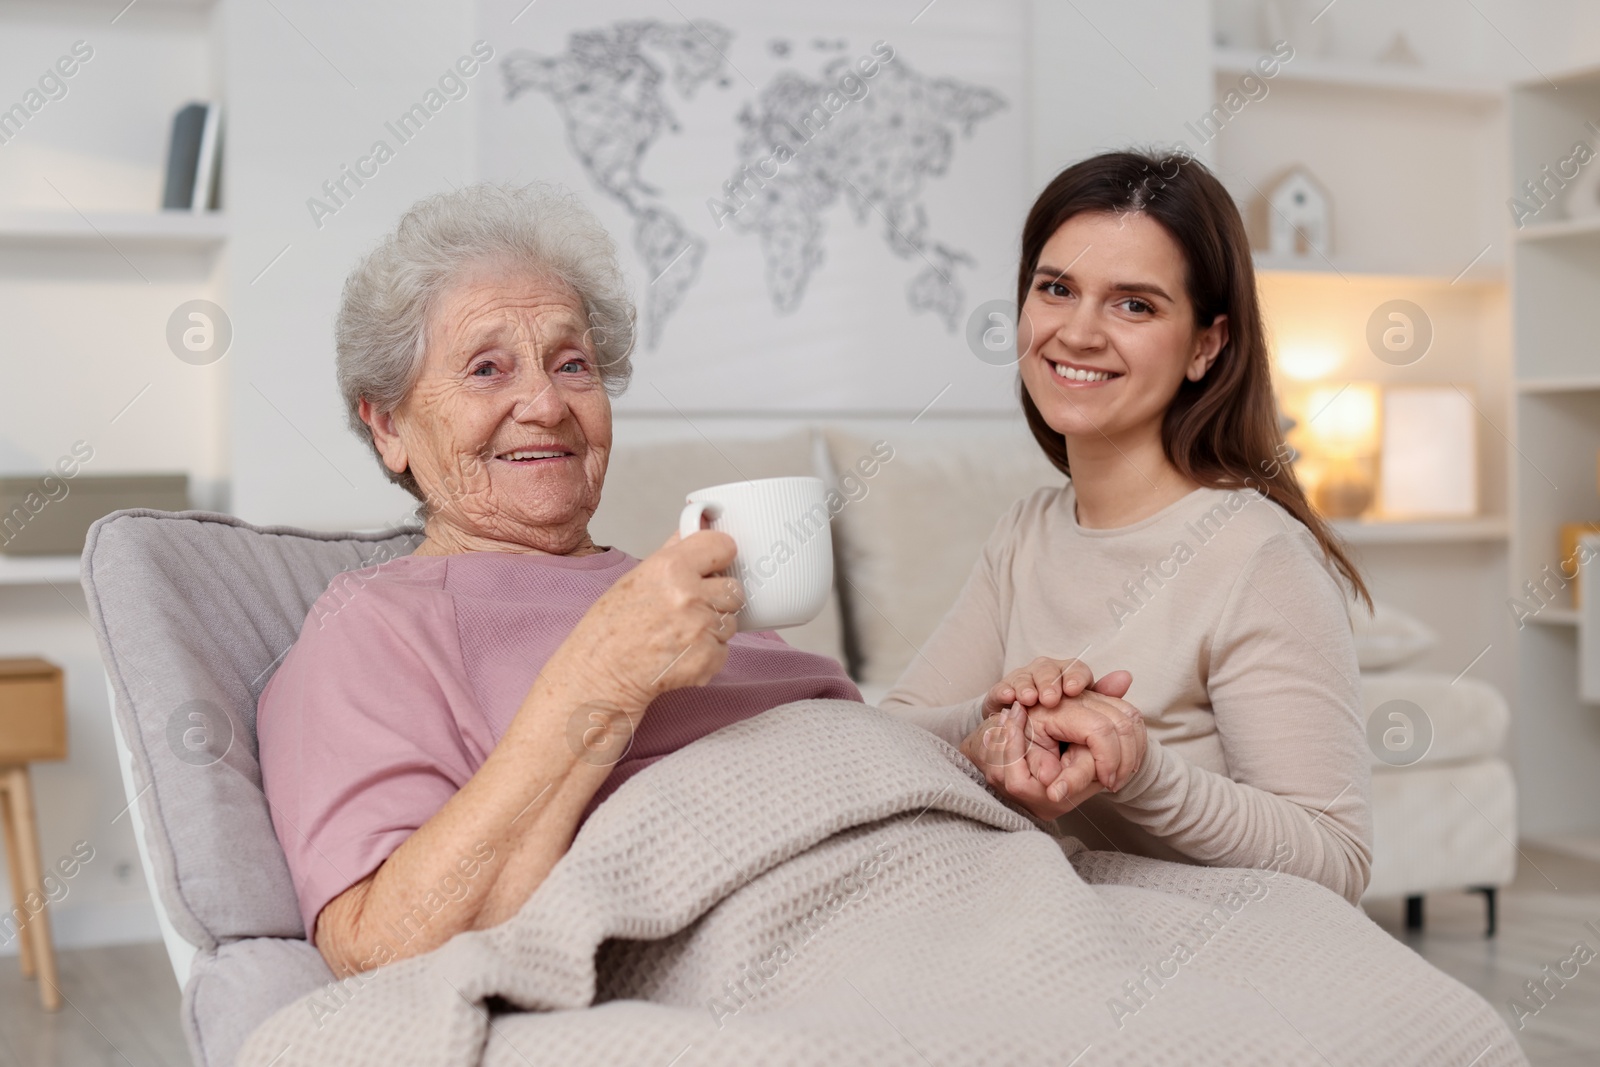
[958,658,1145,821]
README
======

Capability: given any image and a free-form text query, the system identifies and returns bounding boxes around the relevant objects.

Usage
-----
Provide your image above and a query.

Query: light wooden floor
[3,848,1598,1066]
[0,941,184,1066]
[1361,843,1600,1067]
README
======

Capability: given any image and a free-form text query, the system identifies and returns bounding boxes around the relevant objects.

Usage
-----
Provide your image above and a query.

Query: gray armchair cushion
[82,508,421,1065]
[187,938,338,1067]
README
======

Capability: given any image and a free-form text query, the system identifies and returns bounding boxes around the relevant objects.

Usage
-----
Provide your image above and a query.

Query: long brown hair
[1016,149,1371,610]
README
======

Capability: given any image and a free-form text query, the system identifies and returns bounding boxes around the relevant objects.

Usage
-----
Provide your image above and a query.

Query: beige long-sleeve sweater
[880,482,1373,903]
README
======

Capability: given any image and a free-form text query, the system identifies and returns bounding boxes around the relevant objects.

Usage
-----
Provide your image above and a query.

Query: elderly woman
[255,184,873,978]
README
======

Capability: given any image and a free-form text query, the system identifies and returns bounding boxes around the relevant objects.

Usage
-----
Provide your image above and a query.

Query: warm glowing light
[1274,342,1343,381]
[1301,383,1380,460]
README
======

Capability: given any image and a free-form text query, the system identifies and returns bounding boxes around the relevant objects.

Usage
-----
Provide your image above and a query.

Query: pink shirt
[256,549,859,936]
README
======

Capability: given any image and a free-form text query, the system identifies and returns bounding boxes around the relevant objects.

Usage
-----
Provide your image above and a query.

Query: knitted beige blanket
[239,701,1525,1066]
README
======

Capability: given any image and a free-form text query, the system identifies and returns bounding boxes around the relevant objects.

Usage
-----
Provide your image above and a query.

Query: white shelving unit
[1518,377,1600,394]
[1208,18,1517,775]
[0,556,81,587]
[1212,47,1501,102]
[1331,517,1510,545]
[1508,60,1600,835]
[0,211,227,251]
[1530,608,1580,628]
[1514,214,1600,242]
[1210,36,1506,280]
[1252,251,1506,285]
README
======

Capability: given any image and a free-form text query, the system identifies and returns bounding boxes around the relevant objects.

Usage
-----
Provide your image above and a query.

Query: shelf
[0,211,227,251]
[1518,377,1600,394]
[1514,215,1600,243]
[0,555,81,587]
[1251,252,1504,285]
[1527,607,1579,627]
[1213,48,1502,103]
[1329,516,1509,544]
[1513,60,1600,93]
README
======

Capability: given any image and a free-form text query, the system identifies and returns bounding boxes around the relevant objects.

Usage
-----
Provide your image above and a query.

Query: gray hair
[335,182,635,501]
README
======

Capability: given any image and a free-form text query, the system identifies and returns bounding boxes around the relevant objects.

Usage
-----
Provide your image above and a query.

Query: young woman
[880,150,1374,904]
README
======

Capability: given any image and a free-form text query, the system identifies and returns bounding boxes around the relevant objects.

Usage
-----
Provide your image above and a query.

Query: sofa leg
[1469,886,1498,938]
[1404,894,1424,931]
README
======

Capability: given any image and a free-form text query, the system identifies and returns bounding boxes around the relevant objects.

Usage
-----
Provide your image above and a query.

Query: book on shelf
[162,101,222,212]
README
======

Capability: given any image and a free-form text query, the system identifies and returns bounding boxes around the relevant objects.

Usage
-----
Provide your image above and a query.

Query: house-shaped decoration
[1257,166,1332,259]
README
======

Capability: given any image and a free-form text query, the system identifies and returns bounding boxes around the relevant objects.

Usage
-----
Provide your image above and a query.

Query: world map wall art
[478,0,1029,414]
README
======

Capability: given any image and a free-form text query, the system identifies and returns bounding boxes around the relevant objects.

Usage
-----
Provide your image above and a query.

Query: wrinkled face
[1018,211,1222,443]
[380,267,612,554]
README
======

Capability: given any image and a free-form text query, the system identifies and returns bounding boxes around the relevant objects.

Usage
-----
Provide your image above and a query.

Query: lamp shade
[1303,382,1380,460]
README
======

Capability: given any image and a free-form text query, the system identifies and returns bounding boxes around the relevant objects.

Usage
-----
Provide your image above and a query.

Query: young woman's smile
[1043,357,1124,386]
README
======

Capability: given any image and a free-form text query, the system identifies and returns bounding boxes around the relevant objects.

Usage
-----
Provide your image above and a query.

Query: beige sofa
[592,426,1518,927]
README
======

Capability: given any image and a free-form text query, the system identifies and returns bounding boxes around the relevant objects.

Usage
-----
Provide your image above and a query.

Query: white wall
[225,0,479,529]
[1030,0,1213,180]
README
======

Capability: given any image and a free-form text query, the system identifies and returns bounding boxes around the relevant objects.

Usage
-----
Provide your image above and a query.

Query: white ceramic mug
[678,476,833,632]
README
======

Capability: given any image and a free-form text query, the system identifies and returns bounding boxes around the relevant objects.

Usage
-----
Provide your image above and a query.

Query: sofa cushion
[1360,671,1509,766]
[186,937,335,1067]
[823,428,1063,687]
[1350,600,1438,671]
[590,429,847,667]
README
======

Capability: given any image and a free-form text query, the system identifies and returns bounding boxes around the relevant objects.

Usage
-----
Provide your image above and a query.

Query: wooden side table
[0,658,66,1011]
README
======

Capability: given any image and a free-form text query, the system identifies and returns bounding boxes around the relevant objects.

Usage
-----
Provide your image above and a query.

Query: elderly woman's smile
[363,269,612,557]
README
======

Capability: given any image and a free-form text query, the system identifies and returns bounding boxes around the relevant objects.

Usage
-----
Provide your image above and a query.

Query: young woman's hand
[981,657,1133,718]
[1025,689,1148,803]
[960,705,1077,820]
[961,671,1139,821]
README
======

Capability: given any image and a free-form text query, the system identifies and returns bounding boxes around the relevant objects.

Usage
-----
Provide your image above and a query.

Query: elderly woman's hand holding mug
[553,529,744,716]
